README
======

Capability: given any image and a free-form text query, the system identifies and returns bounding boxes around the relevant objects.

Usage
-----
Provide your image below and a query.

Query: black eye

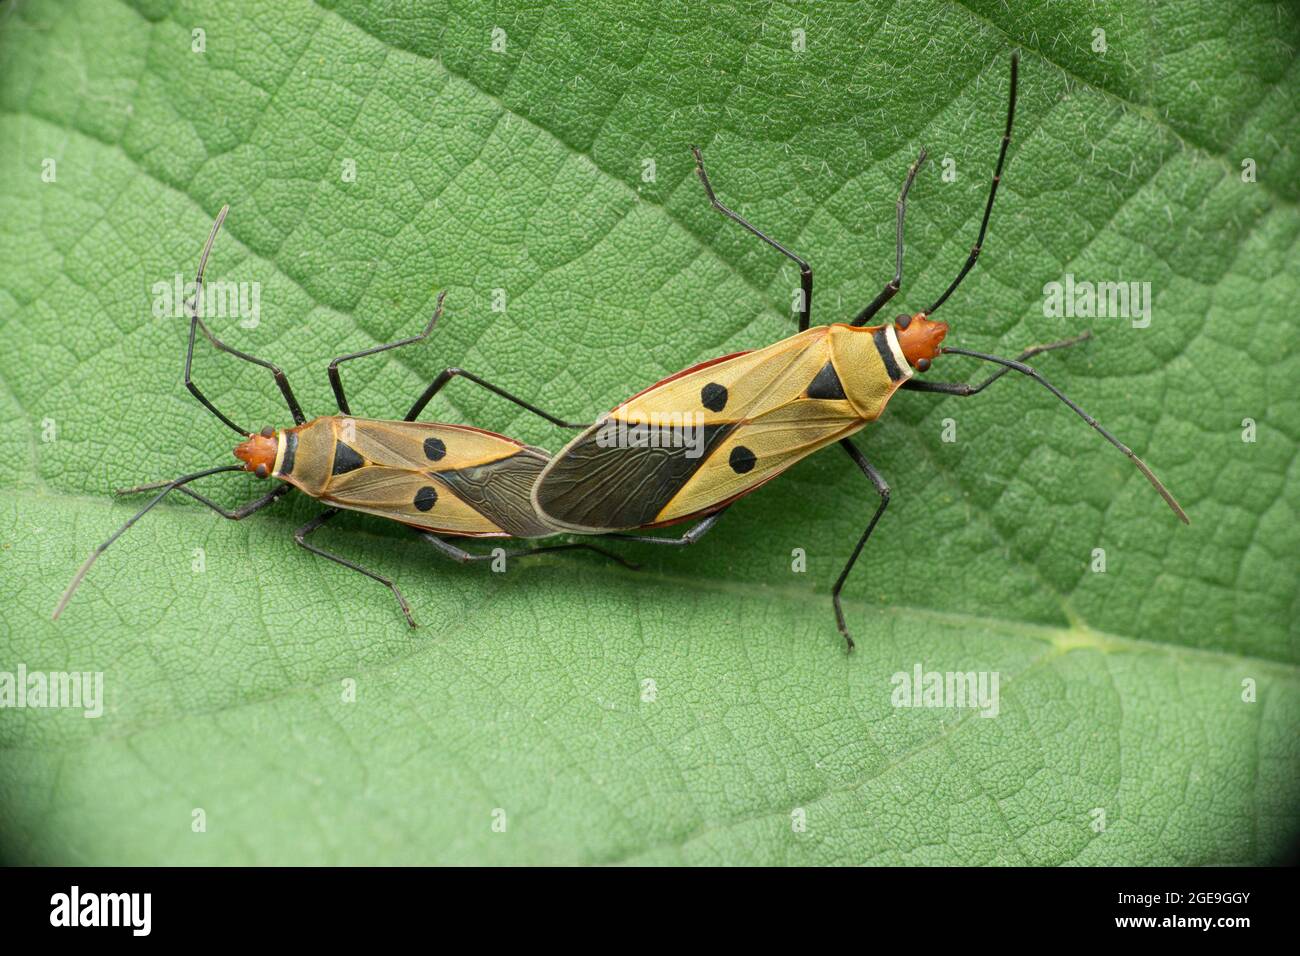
[255,464,269,478]
[916,357,931,372]
[260,426,274,438]
[895,313,911,330]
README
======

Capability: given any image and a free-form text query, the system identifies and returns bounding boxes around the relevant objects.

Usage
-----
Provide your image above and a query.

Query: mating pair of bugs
[54,55,1188,649]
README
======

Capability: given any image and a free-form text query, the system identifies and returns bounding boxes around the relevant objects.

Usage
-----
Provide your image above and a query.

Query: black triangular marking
[806,360,847,400]
[331,440,366,475]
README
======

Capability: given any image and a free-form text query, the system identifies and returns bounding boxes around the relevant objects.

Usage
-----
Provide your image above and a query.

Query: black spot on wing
[413,486,438,511]
[423,436,446,461]
[534,421,735,529]
[701,382,728,412]
[332,440,366,475]
[728,446,756,474]
[436,449,554,538]
[805,360,847,400]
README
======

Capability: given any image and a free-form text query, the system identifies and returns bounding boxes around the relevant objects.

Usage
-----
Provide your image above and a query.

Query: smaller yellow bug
[54,207,631,625]
[532,53,1188,650]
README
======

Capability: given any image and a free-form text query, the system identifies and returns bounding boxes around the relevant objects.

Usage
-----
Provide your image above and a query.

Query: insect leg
[901,331,1091,396]
[924,52,1019,317]
[115,480,291,518]
[419,534,639,571]
[603,507,729,546]
[404,369,588,429]
[188,317,306,428]
[831,439,891,653]
[690,146,814,331]
[182,207,306,433]
[324,290,583,427]
[329,292,445,415]
[294,509,417,627]
[850,147,928,327]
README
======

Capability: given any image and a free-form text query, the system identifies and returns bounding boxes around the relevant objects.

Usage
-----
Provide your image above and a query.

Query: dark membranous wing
[533,421,735,530]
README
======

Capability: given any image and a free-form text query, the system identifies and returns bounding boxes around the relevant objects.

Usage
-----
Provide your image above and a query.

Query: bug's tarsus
[183,205,306,432]
[925,51,1019,317]
[195,204,229,276]
[902,330,1091,396]
[52,464,246,620]
[295,509,417,627]
[404,368,587,429]
[606,507,730,547]
[421,533,641,571]
[937,345,1189,523]
[851,146,927,327]
[691,145,814,331]
[831,439,891,653]
[329,291,447,415]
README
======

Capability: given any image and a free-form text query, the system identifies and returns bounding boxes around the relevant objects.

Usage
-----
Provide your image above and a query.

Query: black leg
[604,507,729,547]
[690,146,814,331]
[182,205,306,433]
[420,533,639,570]
[327,289,585,428]
[831,439,891,653]
[116,480,291,518]
[404,368,587,428]
[925,345,1188,524]
[925,52,1019,317]
[294,508,417,627]
[902,331,1091,396]
[188,317,306,428]
[850,148,928,327]
[329,291,445,415]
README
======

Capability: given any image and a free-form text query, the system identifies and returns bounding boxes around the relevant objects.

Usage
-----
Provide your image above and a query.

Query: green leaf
[1,0,1296,865]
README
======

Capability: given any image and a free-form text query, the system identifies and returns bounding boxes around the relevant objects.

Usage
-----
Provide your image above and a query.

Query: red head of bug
[234,425,278,478]
[893,312,948,372]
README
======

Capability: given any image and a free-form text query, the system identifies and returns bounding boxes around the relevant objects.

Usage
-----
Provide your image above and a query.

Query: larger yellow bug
[533,53,1188,650]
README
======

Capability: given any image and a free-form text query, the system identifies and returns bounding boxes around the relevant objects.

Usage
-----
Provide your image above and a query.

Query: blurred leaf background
[0,0,1296,864]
